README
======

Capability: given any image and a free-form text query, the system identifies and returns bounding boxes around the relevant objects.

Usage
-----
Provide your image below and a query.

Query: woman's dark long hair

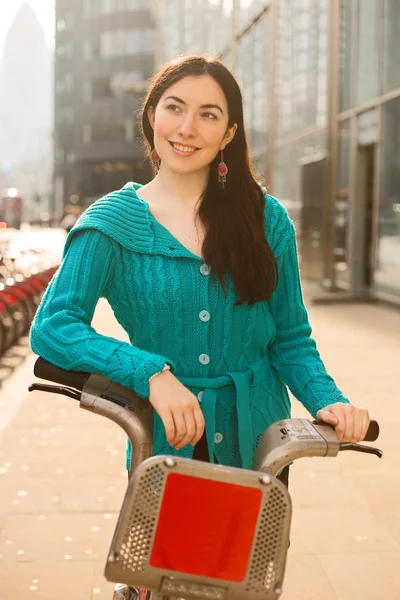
[140,54,277,306]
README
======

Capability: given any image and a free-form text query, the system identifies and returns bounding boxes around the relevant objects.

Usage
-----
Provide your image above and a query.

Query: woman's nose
[177,113,196,137]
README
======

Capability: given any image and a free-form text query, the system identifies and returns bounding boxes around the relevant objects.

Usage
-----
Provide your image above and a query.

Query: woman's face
[148,75,237,175]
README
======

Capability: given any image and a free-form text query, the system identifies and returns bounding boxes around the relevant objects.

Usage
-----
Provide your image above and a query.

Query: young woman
[30,55,370,485]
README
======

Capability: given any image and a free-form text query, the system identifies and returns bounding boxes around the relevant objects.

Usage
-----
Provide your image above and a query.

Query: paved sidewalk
[0,295,399,600]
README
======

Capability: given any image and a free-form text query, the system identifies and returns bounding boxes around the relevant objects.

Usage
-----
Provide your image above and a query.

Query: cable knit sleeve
[29,229,175,399]
[265,192,350,416]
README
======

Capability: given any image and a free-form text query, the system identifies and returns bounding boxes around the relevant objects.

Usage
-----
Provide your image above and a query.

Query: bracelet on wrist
[148,364,170,383]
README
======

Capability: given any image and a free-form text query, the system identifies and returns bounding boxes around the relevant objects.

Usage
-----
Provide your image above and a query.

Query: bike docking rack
[29,358,382,600]
[0,266,58,356]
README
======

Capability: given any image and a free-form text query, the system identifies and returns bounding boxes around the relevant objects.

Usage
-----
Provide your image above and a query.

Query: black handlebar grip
[34,357,90,391]
[363,419,380,442]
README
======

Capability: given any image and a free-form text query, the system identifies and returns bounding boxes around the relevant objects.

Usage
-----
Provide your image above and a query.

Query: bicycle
[29,357,382,600]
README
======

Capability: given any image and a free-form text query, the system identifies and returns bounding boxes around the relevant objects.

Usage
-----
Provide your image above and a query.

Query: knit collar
[64,182,203,261]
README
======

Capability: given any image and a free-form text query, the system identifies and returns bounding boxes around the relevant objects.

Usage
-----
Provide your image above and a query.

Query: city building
[0,3,53,222]
[54,0,155,218]
[154,0,400,305]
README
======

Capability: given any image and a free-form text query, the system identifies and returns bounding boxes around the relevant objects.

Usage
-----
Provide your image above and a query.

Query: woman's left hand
[316,402,370,443]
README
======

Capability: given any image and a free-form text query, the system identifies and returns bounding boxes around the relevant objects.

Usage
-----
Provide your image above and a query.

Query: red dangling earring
[150,148,161,173]
[218,150,228,187]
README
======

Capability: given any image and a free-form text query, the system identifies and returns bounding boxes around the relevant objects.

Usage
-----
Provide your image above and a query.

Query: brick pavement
[0,294,399,600]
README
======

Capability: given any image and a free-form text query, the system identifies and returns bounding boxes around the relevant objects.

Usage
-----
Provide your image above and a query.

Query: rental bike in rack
[29,358,382,600]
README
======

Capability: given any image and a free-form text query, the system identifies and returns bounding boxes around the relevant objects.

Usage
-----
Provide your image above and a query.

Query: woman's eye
[166,104,180,112]
[203,112,217,120]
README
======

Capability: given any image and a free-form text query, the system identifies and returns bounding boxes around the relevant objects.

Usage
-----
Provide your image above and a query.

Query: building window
[56,107,74,125]
[339,0,355,112]
[83,0,91,19]
[65,41,74,58]
[65,73,73,92]
[83,124,92,144]
[100,29,155,57]
[66,13,74,28]
[65,107,74,124]
[56,147,65,161]
[83,81,92,103]
[159,0,182,61]
[275,0,327,137]
[357,0,379,106]
[56,79,65,93]
[236,34,254,145]
[92,77,112,99]
[91,119,126,142]
[383,0,400,94]
[57,19,66,32]
[56,15,74,32]
[236,15,269,162]
[102,0,149,13]
[92,71,145,99]
[83,40,92,61]
[376,97,400,299]
[125,119,135,142]
[110,71,146,94]
[236,0,266,34]
[84,0,149,17]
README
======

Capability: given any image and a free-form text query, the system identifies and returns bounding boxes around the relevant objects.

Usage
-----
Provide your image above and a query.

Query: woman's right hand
[149,370,205,450]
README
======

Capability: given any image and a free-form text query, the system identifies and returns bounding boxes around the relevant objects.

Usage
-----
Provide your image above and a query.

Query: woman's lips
[169,141,200,156]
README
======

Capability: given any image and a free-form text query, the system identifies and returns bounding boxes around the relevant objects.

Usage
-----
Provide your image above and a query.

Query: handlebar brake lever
[339,442,383,458]
[28,383,81,401]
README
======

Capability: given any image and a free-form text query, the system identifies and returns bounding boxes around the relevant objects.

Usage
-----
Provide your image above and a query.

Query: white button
[200,264,211,276]
[199,353,210,365]
[199,310,210,322]
[197,391,203,402]
[214,432,223,444]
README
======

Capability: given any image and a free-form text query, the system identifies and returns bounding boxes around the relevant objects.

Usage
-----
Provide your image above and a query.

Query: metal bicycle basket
[105,456,292,600]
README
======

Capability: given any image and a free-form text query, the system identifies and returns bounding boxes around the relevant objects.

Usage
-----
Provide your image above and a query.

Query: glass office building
[336,0,400,302]
[54,0,154,216]
[154,0,400,305]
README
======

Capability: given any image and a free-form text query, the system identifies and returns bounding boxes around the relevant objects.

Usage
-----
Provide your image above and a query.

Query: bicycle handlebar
[33,357,380,441]
[34,356,90,390]
[31,358,382,478]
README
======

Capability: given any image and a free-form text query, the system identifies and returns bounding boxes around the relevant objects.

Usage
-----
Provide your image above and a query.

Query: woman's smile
[168,141,200,156]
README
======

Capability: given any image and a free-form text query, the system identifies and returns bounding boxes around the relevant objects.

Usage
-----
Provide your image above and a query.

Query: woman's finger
[175,410,196,450]
[316,408,339,427]
[157,408,175,445]
[329,405,345,441]
[171,410,186,447]
[359,409,370,443]
[192,405,205,445]
[351,407,363,443]
[342,404,355,442]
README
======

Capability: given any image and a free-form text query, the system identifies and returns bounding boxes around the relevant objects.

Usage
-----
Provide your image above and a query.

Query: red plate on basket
[150,472,262,582]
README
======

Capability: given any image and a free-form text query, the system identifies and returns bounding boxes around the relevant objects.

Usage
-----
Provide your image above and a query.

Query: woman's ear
[221,123,238,150]
[147,106,155,129]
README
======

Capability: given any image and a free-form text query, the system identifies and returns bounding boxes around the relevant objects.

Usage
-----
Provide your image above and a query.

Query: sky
[0,0,55,61]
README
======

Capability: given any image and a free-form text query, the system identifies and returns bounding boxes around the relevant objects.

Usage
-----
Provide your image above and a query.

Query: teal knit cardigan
[30,182,349,469]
